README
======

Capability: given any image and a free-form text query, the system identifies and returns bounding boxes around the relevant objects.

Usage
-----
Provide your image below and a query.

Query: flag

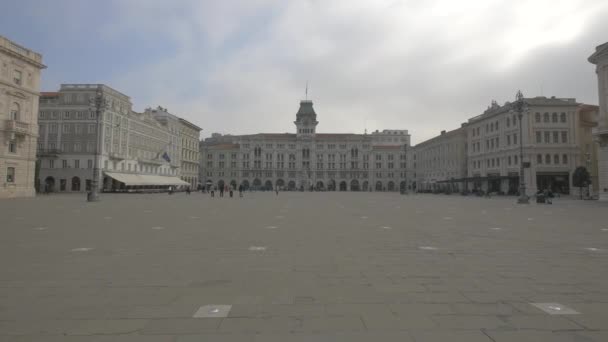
[162,152,171,163]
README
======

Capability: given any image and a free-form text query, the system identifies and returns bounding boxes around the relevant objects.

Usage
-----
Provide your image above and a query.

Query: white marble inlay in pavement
[419,246,438,250]
[530,303,580,315]
[249,246,267,251]
[193,304,232,318]
[71,247,94,252]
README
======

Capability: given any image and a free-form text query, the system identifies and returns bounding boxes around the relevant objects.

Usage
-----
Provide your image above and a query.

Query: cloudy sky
[3,0,607,143]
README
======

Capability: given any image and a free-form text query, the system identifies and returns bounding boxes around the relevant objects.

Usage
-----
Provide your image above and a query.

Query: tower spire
[305,81,308,100]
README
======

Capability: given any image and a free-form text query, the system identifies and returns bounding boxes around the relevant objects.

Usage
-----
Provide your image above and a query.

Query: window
[507,117,510,127]
[6,167,15,183]
[514,155,518,164]
[537,154,542,164]
[553,131,559,143]
[63,124,69,134]
[74,142,81,152]
[562,154,568,164]
[544,131,550,143]
[9,140,17,153]
[545,154,551,164]
[535,113,541,123]
[62,160,68,168]
[88,160,93,169]
[561,131,567,143]
[552,113,558,123]
[553,154,559,164]
[560,113,566,123]
[13,70,22,85]
[49,160,55,168]
[9,103,20,121]
[543,113,549,122]
[513,134,517,145]
[536,131,541,143]
[74,160,80,169]
[88,124,95,134]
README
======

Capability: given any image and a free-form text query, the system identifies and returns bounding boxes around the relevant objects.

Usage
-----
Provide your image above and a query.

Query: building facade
[413,126,467,192]
[38,84,189,192]
[178,118,202,189]
[589,42,608,201]
[0,35,45,198]
[466,97,594,196]
[200,100,411,192]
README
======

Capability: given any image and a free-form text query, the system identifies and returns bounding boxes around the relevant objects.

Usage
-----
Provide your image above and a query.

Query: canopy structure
[104,172,189,186]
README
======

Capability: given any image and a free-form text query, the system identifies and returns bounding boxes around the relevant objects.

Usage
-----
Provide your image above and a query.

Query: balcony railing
[3,119,29,135]
[138,157,163,165]
[37,149,62,157]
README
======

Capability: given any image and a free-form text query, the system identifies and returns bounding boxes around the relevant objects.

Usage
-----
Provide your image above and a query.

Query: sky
[2,0,607,144]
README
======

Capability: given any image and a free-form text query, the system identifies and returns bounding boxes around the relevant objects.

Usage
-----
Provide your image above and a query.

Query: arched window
[545,154,551,164]
[543,113,549,122]
[9,102,20,121]
[553,154,559,164]
[560,113,566,123]
[537,154,542,164]
[552,113,558,123]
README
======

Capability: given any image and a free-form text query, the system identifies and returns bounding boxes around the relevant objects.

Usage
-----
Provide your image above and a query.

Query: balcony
[37,149,62,157]
[138,157,163,166]
[3,119,29,136]
[109,152,126,161]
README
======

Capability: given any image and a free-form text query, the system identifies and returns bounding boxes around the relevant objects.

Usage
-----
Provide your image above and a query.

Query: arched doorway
[375,181,383,191]
[218,179,225,190]
[253,178,262,190]
[350,179,360,191]
[230,180,237,189]
[339,181,347,191]
[288,180,296,190]
[316,181,324,190]
[400,181,406,192]
[44,176,55,192]
[276,179,285,190]
[328,179,336,191]
[264,180,273,191]
[71,177,81,191]
[388,181,395,191]
[362,181,369,191]
[241,180,250,190]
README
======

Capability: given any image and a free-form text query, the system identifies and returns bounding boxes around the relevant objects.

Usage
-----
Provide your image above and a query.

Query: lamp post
[585,152,591,199]
[515,90,529,204]
[87,89,107,202]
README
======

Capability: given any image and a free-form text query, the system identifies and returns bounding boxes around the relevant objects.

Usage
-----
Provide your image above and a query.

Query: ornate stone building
[200,100,411,192]
[413,126,468,192]
[37,84,193,192]
[0,35,45,198]
[178,118,202,189]
[589,42,608,201]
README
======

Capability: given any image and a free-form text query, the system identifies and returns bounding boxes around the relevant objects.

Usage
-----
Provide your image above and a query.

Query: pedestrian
[220,186,224,197]
[210,188,215,197]
[238,184,243,198]
[186,187,191,195]
[168,186,173,195]
[275,187,279,196]
[544,188,552,204]
[229,187,234,198]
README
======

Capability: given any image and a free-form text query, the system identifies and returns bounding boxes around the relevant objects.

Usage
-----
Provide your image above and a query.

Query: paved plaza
[1,192,608,341]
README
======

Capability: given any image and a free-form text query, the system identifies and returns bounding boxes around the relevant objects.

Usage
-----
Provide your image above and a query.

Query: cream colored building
[589,42,608,201]
[413,126,468,192]
[200,100,411,192]
[466,97,594,196]
[0,35,46,198]
[38,84,189,192]
[178,118,202,188]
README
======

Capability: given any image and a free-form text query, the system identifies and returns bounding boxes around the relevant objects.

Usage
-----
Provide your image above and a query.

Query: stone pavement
[1,192,607,341]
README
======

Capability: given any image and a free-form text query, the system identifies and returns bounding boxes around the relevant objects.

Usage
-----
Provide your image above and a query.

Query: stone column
[589,43,608,200]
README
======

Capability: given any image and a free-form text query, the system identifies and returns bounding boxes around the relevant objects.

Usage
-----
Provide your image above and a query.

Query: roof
[589,42,608,64]
[178,118,203,131]
[296,100,317,122]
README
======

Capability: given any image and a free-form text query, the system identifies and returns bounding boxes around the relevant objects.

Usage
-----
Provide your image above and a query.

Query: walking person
[275,187,279,196]
[238,184,243,198]
[219,186,224,197]
[186,186,191,195]
[229,187,234,198]
[210,187,215,197]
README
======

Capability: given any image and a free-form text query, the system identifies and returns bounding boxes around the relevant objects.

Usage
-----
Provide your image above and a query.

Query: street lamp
[514,90,529,204]
[585,152,591,199]
[87,89,107,202]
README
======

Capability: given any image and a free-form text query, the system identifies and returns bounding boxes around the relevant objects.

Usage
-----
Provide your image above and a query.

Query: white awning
[105,172,189,186]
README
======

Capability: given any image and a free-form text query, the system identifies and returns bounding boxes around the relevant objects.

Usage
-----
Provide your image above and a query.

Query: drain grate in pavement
[193,305,232,318]
[530,303,580,315]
